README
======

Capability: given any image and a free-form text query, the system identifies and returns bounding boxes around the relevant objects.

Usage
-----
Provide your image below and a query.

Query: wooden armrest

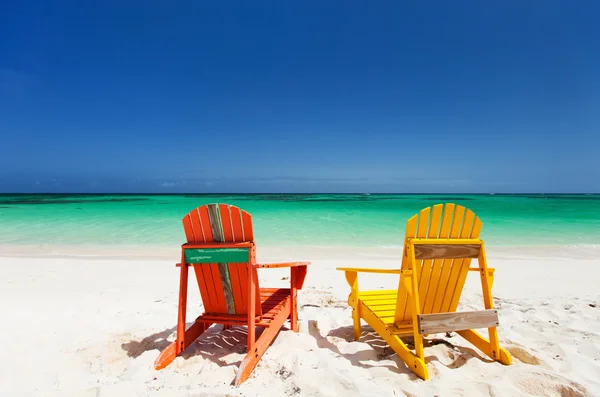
[336,267,407,275]
[338,267,411,289]
[255,262,310,269]
[468,267,495,273]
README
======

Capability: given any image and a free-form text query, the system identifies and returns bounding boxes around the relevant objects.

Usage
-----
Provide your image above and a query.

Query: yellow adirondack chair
[337,203,512,380]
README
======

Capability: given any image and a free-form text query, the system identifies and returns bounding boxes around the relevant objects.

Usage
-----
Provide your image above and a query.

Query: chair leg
[176,263,189,354]
[457,329,512,365]
[352,307,361,341]
[155,320,212,370]
[290,267,299,332]
[360,302,429,380]
[234,302,290,386]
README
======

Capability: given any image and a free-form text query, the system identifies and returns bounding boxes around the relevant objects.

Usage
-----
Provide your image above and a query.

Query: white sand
[1,245,599,397]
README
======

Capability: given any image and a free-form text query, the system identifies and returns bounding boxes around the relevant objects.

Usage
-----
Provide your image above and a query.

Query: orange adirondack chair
[154,203,310,385]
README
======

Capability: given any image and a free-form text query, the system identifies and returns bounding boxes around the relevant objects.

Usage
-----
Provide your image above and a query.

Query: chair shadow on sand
[121,320,491,376]
[121,323,280,368]
[310,320,495,377]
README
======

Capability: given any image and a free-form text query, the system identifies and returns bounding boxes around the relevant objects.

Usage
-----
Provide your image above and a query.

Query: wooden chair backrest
[182,203,261,316]
[394,203,483,323]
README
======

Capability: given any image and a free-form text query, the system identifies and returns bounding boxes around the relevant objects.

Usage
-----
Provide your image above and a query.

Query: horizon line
[0,192,598,196]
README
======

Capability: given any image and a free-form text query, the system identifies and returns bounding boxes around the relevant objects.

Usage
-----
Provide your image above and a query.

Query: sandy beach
[1,245,599,397]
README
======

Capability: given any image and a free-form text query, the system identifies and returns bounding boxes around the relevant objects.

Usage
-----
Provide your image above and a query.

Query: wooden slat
[441,209,476,313]
[422,203,455,314]
[416,207,430,237]
[188,209,205,243]
[394,214,418,322]
[182,213,195,242]
[219,204,235,241]
[431,205,465,314]
[184,248,250,263]
[241,210,254,241]
[417,309,499,335]
[449,217,483,312]
[413,244,481,260]
[208,204,237,315]
[183,242,253,249]
[207,204,223,242]
[229,206,248,312]
[197,206,226,313]
[418,204,443,312]
[198,206,214,242]
[228,262,246,314]
[387,323,414,336]
[192,264,215,312]
[207,263,228,313]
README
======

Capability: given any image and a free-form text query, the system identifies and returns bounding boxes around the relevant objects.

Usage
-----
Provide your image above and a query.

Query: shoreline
[1,242,599,261]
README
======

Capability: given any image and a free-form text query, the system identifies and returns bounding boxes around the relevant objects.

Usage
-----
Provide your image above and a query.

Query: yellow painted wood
[387,323,414,336]
[417,204,443,313]
[394,214,419,322]
[402,206,429,321]
[342,270,361,340]
[361,304,397,311]
[477,243,502,360]
[440,209,476,313]
[359,290,398,296]
[407,243,424,359]
[431,205,465,314]
[410,238,483,245]
[457,329,512,365]
[416,206,430,237]
[359,300,428,380]
[337,267,404,274]
[359,294,397,302]
[449,216,483,312]
[422,204,455,315]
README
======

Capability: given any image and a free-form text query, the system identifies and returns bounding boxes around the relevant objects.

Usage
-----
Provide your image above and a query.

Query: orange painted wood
[241,210,253,241]
[198,206,214,242]
[154,320,212,370]
[219,204,235,241]
[176,260,189,354]
[193,264,215,312]
[255,261,310,268]
[182,213,196,242]
[234,296,291,386]
[218,207,247,316]
[230,206,244,243]
[247,260,257,350]
[295,265,308,290]
[156,204,310,386]
[290,267,298,331]
[182,242,253,249]
[228,262,246,315]
[207,263,227,313]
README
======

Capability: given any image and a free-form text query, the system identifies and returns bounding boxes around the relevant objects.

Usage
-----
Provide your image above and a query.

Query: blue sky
[1,1,599,193]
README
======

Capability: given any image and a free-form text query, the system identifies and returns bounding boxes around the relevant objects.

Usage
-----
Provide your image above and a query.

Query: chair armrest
[336,267,407,275]
[468,267,495,273]
[255,262,311,269]
[254,262,311,290]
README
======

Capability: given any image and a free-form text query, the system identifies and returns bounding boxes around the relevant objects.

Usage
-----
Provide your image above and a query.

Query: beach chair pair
[154,203,511,385]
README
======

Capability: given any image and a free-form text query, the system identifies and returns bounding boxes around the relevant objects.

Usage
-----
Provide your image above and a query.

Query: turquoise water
[0,194,599,247]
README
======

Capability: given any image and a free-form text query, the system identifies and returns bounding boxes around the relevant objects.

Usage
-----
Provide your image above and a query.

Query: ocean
[0,194,599,248]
